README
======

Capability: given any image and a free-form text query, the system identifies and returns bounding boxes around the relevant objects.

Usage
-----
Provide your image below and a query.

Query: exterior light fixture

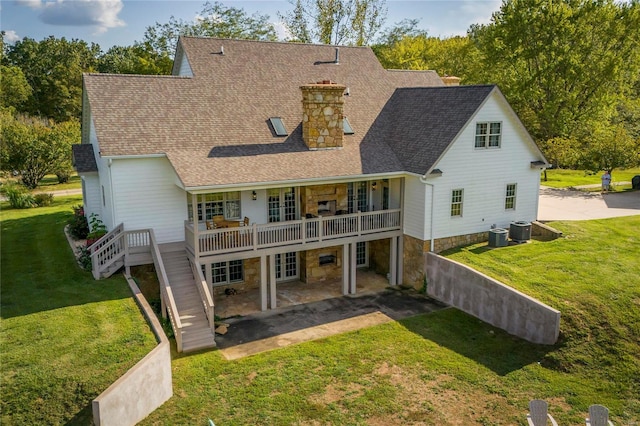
[252,190,257,200]
[371,182,377,191]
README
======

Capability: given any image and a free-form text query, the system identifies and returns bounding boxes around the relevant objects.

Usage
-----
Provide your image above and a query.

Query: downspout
[107,158,116,230]
[419,175,435,252]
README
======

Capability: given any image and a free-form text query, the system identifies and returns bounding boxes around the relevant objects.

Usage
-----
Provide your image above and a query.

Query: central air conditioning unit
[509,221,531,242]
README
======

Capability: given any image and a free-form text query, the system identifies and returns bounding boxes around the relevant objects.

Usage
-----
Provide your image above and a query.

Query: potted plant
[86,214,107,247]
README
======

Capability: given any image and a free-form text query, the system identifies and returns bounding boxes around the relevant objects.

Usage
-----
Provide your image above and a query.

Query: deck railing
[90,223,125,279]
[188,256,215,332]
[186,209,401,257]
[148,229,183,352]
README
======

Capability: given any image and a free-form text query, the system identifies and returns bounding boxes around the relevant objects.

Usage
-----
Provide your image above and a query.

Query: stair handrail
[90,223,125,279]
[147,229,183,352]
[188,256,215,331]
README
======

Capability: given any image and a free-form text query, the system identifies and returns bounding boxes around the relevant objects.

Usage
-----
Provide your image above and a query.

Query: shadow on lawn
[399,308,555,376]
[1,212,132,319]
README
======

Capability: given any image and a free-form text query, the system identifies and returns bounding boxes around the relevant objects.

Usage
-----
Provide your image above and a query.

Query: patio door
[268,187,299,281]
[275,252,298,282]
[348,182,369,267]
[268,187,297,223]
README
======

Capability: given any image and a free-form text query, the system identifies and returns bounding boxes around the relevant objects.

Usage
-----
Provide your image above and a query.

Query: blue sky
[1,0,502,49]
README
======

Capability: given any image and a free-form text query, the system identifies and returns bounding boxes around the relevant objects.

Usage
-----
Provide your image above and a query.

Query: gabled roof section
[379,85,497,176]
[72,144,98,173]
[82,37,452,187]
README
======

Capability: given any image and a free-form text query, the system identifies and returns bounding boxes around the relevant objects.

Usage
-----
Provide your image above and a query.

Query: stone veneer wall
[369,239,390,276]
[301,184,348,217]
[300,82,346,150]
[302,246,343,284]
[403,231,490,288]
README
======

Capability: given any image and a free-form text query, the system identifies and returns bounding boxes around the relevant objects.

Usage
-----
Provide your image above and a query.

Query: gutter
[419,174,436,252]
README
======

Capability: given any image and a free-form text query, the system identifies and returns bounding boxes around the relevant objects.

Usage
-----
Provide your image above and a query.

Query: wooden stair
[161,249,216,353]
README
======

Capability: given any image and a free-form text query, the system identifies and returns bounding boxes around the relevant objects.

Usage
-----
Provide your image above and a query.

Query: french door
[348,182,369,267]
[268,187,299,281]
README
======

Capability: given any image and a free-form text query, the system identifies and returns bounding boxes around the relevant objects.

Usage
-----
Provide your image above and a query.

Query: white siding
[82,174,102,220]
[110,157,187,243]
[403,175,429,240]
[88,117,116,230]
[176,50,193,77]
[428,92,542,240]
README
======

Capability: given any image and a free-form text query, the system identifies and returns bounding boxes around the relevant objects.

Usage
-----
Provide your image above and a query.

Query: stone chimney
[301,80,346,150]
[441,76,461,86]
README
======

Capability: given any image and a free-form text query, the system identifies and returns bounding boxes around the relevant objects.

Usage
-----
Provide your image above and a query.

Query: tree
[98,44,173,75]
[0,111,80,188]
[280,0,387,46]
[469,0,640,142]
[579,125,640,175]
[142,1,277,58]
[2,36,100,122]
[0,65,32,109]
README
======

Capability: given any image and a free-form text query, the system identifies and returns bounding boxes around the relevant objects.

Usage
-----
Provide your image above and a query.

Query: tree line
[2,0,639,191]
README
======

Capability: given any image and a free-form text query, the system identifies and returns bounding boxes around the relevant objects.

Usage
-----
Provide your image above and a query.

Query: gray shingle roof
[83,37,498,187]
[72,144,98,173]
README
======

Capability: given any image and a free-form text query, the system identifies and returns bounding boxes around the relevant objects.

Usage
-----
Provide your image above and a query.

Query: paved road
[537,186,640,221]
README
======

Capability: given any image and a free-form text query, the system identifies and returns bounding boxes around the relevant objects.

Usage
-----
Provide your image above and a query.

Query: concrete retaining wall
[532,221,563,239]
[425,252,560,345]
[92,276,173,426]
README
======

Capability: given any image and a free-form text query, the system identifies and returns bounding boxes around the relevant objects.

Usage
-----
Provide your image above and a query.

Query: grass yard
[541,167,640,189]
[139,216,640,426]
[35,173,82,192]
[0,195,156,425]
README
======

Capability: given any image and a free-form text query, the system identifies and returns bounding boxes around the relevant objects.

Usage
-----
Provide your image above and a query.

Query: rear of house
[72,37,547,350]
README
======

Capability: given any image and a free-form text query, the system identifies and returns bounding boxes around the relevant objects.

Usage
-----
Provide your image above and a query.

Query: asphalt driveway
[537,187,640,221]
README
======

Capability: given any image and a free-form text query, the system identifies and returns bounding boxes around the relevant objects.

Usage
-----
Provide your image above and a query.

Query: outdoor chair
[243,216,249,226]
[206,220,216,230]
[586,404,614,426]
[527,399,558,426]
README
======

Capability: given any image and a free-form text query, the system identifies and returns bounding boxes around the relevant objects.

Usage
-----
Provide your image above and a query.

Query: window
[451,189,463,217]
[211,260,243,286]
[475,122,501,148]
[187,192,241,221]
[505,183,517,210]
[343,117,354,135]
[268,117,288,136]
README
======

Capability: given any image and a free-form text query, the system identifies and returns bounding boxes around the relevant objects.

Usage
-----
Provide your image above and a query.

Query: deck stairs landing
[161,249,216,353]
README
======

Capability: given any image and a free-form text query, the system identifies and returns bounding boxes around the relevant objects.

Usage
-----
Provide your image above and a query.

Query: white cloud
[17,0,125,34]
[2,30,21,44]
[273,21,292,41]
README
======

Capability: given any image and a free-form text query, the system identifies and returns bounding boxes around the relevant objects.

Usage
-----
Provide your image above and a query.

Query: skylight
[269,117,288,137]
[343,117,354,135]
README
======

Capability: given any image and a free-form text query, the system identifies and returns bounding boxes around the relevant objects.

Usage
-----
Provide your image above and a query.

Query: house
[73,37,547,352]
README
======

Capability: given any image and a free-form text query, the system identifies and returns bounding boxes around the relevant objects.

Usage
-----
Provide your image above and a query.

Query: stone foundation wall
[403,234,426,289]
[426,231,489,253]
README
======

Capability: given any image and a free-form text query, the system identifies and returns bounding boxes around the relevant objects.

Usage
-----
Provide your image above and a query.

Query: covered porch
[214,269,390,318]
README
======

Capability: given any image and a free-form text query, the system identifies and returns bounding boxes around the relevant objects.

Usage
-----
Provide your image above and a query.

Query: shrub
[67,205,89,239]
[76,245,92,271]
[1,183,35,208]
[87,214,107,240]
[33,193,53,207]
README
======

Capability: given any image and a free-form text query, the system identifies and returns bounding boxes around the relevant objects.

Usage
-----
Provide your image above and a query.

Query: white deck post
[260,255,268,311]
[349,243,357,294]
[397,235,404,285]
[269,254,277,309]
[342,244,349,295]
[191,193,199,259]
[389,236,398,286]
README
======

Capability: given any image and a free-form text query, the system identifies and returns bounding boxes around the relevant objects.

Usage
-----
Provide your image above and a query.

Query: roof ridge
[179,36,374,50]
[386,69,438,73]
[83,73,191,80]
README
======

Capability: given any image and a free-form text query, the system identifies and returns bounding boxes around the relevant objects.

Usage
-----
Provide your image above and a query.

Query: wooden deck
[161,249,216,353]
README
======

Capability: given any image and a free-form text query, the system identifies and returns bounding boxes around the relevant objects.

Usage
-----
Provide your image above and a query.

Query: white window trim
[451,188,464,217]
[474,121,502,149]
[505,183,517,210]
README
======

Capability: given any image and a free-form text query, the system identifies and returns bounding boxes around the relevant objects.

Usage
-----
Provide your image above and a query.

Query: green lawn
[138,216,640,426]
[541,167,640,189]
[35,173,82,192]
[0,196,156,425]
[2,197,639,425]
